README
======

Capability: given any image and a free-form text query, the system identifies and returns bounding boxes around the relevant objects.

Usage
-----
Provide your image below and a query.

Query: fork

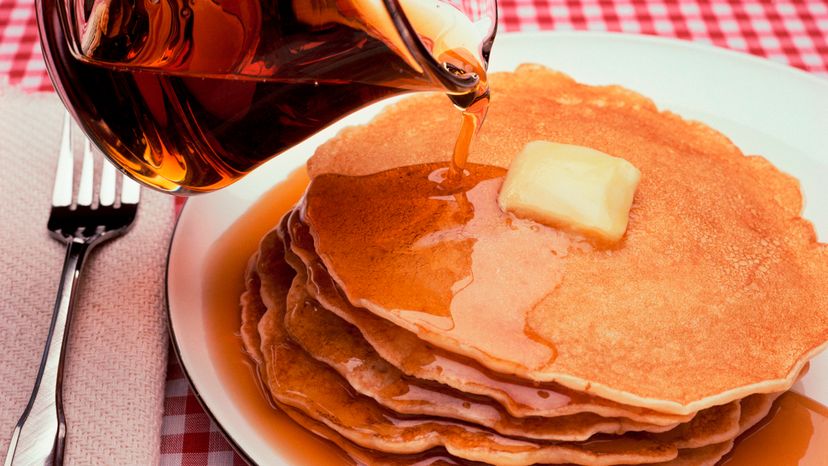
[4,113,141,466]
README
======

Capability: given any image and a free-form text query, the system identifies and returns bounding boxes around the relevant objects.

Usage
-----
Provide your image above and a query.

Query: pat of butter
[498,141,641,243]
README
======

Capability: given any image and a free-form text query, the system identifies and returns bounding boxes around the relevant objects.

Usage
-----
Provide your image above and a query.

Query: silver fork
[4,113,141,466]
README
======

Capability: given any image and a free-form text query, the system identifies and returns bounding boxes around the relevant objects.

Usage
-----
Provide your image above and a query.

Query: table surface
[2,0,827,464]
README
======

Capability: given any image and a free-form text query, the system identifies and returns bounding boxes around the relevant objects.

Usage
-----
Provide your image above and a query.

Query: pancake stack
[240,65,828,465]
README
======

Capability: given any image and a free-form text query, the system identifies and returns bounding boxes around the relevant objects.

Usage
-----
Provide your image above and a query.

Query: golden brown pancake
[283,268,685,441]
[300,64,828,414]
[239,254,266,364]
[255,214,296,313]
[240,215,296,363]
[275,355,779,466]
[650,441,734,466]
[279,396,771,466]
[650,392,782,466]
[246,240,684,464]
[241,247,478,465]
[285,211,691,426]
[256,279,679,464]
[235,66,814,464]
[242,231,777,465]
[734,391,783,436]
[278,403,480,465]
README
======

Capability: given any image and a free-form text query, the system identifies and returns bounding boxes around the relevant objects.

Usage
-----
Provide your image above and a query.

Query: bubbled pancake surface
[301,64,828,414]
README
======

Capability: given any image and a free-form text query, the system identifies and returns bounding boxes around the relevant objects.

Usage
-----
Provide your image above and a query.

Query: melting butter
[498,141,641,244]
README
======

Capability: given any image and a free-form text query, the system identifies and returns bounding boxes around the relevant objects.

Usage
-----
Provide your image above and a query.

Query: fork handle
[4,240,91,466]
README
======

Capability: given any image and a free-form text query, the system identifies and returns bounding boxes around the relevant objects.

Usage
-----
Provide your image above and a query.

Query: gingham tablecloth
[2,1,827,464]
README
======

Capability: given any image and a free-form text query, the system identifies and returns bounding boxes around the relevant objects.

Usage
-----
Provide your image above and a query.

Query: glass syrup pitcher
[37,0,497,193]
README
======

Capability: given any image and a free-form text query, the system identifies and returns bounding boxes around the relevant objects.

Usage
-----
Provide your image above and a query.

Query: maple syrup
[38,0,492,193]
[724,391,828,465]
[200,169,354,465]
[301,163,571,373]
[202,168,828,464]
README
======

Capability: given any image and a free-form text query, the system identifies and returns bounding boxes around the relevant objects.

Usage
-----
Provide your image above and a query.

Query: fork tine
[120,174,141,205]
[51,112,74,207]
[99,159,117,207]
[77,138,95,207]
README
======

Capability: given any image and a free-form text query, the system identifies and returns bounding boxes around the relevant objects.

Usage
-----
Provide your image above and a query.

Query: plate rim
[165,30,828,464]
[165,239,258,464]
[510,30,827,87]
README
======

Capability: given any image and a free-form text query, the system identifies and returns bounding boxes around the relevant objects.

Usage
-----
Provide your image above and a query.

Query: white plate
[167,31,828,464]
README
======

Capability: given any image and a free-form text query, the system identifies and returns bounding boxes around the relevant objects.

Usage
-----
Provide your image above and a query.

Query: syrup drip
[449,91,489,181]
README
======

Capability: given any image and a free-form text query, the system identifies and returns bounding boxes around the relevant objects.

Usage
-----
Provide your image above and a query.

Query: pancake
[256,214,296,313]
[284,211,691,426]
[278,397,772,466]
[283,268,685,441]
[247,240,686,464]
[300,64,828,414]
[650,392,782,466]
[239,253,266,364]
[243,230,775,465]
[278,403,480,465]
[735,392,782,435]
[650,441,734,466]
[255,277,680,464]
[240,215,296,362]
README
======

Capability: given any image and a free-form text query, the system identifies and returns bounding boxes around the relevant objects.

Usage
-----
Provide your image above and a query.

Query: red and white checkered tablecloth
[3,0,828,94]
[2,1,827,464]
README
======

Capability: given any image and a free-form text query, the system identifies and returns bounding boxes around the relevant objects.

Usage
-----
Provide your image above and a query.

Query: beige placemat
[0,85,175,465]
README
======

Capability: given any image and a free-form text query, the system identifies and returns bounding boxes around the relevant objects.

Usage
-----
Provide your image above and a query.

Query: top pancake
[300,64,828,414]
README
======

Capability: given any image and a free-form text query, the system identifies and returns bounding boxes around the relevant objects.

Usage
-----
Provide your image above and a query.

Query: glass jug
[37,0,497,193]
